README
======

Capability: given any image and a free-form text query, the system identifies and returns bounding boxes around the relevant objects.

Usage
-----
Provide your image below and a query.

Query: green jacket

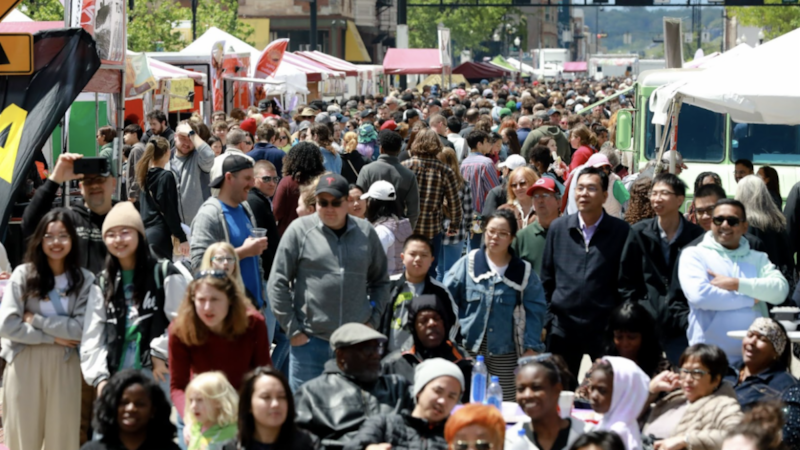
[98,142,117,177]
[521,125,570,164]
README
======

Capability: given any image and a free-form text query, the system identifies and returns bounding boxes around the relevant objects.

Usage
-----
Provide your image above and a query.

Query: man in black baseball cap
[427,98,442,116]
[360,109,375,125]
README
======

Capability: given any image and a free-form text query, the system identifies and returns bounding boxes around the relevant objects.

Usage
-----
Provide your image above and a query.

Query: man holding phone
[22,153,116,274]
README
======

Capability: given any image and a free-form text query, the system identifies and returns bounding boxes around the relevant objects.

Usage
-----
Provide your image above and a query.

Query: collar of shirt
[578,211,604,232]
[657,216,684,245]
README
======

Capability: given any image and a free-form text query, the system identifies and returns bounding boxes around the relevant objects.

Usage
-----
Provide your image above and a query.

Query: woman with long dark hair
[758,166,782,211]
[361,181,412,276]
[137,136,188,259]
[603,302,669,377]
[222,367,318,450]
[81,202,188,400]
[273,142,326,235]
[310,123,342,175]
[81,369,178,450]
[0,208,99,450]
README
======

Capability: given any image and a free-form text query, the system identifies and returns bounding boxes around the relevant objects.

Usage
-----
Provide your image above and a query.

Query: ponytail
[135,137,170,190]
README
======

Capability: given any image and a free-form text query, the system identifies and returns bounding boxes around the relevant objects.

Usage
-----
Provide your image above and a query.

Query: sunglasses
[194,269,228,280]
[712,215,741,227]
[453,441,493,450]
[245,141,253,145]
[211,256,235,264]
[260,176,281,183]
[317,199,344,208]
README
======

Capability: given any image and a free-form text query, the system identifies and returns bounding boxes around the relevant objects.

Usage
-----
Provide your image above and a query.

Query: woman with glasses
[276,128,292,152]
[169,272,271,445]
[0,209,98,450]
[506,355,588,450]
[200,242,245,293]
[685,172,722,225]
[136,136,189,259]
[499,166,540,230]
[445,209,547,401]
[82,202,188,401]
[723,317,796,410]
[444,403,505,450]
[642,344,742,450]
[221,367,318,450]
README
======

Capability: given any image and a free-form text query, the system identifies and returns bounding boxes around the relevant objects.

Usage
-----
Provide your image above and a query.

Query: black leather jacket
[343,412,448,450]
[295,360,414,448]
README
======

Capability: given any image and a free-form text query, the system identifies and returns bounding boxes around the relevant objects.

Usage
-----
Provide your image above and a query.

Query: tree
[18,0,63,21]
[407,0,521,54]
[195,0,254,46]
[728,1,800,40]
[127,0,187,52]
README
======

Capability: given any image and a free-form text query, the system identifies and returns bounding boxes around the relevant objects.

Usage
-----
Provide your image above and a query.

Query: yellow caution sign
[0,34,33,76]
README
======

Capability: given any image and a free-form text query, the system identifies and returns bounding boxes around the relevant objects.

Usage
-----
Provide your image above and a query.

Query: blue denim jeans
[272,326,291,377]
[429,233,443,278]
[468,233,483,253]
[436,240,465,282]
[289,334,333,392]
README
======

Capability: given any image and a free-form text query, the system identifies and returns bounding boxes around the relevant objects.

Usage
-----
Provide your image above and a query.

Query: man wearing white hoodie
[678,199,788,364]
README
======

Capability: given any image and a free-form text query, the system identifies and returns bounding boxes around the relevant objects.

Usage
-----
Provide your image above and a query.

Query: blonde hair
[506,166,540,202]
[343,131,359,153]
[184,371,239,430]
[300,175,322,209]
[200,243,245,291]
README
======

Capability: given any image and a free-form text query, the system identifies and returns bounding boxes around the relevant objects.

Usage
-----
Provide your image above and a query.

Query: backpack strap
[153,259,170,290]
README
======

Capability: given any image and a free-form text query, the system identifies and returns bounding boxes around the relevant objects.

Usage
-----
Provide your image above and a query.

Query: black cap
[315,173,350,199]
[209,153,254,188]
[360,109,375,118]
[401,93,414,102]
[258,99,271,111]
[428,99,442,107]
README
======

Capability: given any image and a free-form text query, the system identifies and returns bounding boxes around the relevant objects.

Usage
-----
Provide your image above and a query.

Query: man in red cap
[511,177,561,276]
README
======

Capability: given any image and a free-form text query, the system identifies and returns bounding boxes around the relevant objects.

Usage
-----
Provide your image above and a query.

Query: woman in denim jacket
[444,209,547,401]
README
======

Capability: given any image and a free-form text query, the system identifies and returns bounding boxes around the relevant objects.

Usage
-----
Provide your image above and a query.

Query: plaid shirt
[443,182,474,245]
[402,155,463,239]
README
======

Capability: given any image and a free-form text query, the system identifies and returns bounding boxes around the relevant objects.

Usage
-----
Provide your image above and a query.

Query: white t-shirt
[39,274,69,317]
[485,251,509,278]
[375,224,395,254]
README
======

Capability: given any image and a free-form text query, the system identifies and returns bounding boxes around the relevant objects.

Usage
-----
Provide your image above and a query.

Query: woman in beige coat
[643,344,742,450]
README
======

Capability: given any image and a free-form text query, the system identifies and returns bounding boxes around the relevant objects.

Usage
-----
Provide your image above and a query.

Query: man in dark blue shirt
[247,123,285,176]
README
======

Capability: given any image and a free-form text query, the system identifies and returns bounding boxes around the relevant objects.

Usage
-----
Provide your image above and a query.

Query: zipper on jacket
[338,241,344,328]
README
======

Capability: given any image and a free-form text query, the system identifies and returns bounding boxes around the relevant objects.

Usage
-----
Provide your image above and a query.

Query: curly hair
[93,369,175,444]
[624,175,655,225]
[282,141,325,184]
[171,276,251,347]
[184,371,239,430]
[343,131,359,153]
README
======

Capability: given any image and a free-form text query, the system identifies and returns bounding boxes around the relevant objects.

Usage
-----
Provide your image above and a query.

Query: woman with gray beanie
[343,358,464,450]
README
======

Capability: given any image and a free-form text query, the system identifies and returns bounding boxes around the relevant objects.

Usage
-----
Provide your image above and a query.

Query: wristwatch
[188,130,196,136]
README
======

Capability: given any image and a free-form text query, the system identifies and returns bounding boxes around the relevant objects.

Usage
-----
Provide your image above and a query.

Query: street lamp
[758,30,764,45]
[514,36,522,84]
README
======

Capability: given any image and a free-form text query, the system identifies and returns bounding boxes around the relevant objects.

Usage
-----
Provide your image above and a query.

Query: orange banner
[255,38,288,79]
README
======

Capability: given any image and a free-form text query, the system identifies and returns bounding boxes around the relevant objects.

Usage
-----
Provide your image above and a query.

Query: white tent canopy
[506,57,536,75]
[651,30,800,125]
[181,27,308,95]
[4,9,32,22]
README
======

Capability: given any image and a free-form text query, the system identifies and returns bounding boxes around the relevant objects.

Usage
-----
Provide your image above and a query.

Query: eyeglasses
[510,181,528,189]
[211,256,235,264]
[453,441,494,450]
[279,135,289,141]
[485,228,511,239]
[649,190,676,199]
[82,175,109,186]
[695,206,715,217]
[712,215,741,227]
[532,193,554,199]
[194,269,228,280]
[676,368,709,380]
[245,141,253,145]
[575,185,599,194]
[317,199,344,208]
[260,176,281,183]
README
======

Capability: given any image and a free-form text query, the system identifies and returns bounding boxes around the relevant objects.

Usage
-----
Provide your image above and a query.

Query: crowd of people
[0,76,799,450]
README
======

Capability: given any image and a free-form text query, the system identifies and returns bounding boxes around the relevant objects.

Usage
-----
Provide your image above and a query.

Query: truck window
[645,104,725,163]
[731,123,800,165]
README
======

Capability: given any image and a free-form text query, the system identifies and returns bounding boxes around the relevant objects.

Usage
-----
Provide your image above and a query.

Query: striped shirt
[461,152,500,214]
[402,155,463,239]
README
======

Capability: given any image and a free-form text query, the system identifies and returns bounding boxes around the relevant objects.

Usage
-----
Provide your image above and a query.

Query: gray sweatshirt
[0,264,100,363]
[267,214,391,341]
[170,141,215,225]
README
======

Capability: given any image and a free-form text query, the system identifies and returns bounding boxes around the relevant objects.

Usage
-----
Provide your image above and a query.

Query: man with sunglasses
[246,122,285,176]
[268,173,390,391]
[618,173,704,364]
[678,198,789,364]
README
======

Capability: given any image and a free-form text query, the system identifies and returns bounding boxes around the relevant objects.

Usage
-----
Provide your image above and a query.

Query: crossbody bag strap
[47,288,68,316]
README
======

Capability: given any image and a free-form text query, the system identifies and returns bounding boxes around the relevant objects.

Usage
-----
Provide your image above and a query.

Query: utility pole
[310,0,318,51]
[397,0,407,89]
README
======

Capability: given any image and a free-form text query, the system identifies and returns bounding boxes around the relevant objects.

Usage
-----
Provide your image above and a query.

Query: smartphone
[73,157,109,175]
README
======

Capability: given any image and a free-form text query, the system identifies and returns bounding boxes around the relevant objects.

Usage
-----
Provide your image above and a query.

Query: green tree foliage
[728,1,800,40]
[127,0,187,52]
[18,0,64,21]
[195,0,254,45]
[407,0,522,53]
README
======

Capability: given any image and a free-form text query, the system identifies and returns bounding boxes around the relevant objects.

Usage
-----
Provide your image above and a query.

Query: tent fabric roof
[563,61,588,72]
[490,56,518,72]
[148,57,206,85]
[282,52,344,82]
[453,61,506,80]
[296,51,359,76]
[383,49,442,75]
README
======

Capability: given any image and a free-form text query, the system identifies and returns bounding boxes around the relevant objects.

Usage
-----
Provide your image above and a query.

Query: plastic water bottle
[485,376,503,410]
[470,355,487,404]
[508,428,528,450]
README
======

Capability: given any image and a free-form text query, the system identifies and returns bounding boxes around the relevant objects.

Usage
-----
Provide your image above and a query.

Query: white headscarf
[596,356,651,450]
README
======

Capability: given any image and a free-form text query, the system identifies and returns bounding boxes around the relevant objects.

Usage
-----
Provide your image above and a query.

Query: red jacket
[569,145,597,171]
[169,310,271,416]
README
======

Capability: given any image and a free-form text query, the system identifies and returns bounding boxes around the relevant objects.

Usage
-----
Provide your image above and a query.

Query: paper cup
[558,391,575,419]
[251,228,267,238]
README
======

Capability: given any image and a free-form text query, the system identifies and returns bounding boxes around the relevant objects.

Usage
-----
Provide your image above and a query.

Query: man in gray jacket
[170,121,215,225]
[268,173,391,391]
[356,130,420,229]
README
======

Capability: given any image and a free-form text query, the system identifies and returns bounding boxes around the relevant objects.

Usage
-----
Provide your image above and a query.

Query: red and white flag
[255,38,289,79]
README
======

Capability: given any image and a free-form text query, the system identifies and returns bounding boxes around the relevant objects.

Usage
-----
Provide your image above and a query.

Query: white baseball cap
[360,180,397,201]
[498,154,527,171]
